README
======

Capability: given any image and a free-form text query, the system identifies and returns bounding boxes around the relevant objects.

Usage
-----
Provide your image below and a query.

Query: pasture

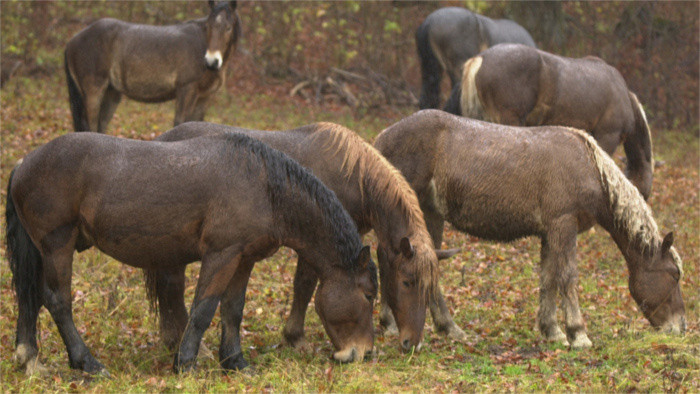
[1,3,698,393]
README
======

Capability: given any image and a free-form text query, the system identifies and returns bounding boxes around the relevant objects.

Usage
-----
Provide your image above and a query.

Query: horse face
[377,239,433,352]
[204,1,238,71]
[629,233,686,333]
[314,246,376,363]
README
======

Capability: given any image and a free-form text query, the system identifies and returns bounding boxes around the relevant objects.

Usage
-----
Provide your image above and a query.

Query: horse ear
[661,232,674,254]
[229,0,237,10]
[208,0,216,9]
[435,248,460,260]
[357,246,371,269]
[399,237,415,258]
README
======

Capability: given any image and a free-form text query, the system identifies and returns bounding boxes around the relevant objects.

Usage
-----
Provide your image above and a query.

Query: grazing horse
[374,110,685,348]
[64,1,240,133]
[6,132,376,375]
[416,7,535,109]
[445,43,654,200]
[154,122,461,353]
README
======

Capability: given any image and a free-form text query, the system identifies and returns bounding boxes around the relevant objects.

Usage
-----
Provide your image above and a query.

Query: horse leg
[376,247,398,335]
[219,258,255,371]
[186,96,210,122]
[82,81,109,132]
[97,85,122,133]
[173,84,198,126]
[174,247,242,372]
[15,285,45,376]
[537,237,568,345]
[41,230,105,373]
[154,267,188,352]
[282,257,317,351]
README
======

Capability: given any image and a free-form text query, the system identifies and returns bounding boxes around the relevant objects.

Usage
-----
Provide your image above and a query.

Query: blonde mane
[572,129,682,273]
[309,122,439,292]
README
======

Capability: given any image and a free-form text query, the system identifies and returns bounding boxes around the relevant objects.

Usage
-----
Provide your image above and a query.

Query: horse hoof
[283,336,311,353]
[24,357,49,377]
[198,342,216,362]
[382,323,399,337]
[570,334,593,349]
[437,324,468,342]
[220,353,249,371]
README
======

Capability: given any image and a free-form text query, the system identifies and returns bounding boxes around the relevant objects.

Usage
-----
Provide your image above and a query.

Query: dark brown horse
[445,43,654,200]
[64,1,240,133]
[154,122,461,353]
[374,110,685,348]
[416,7,535,109]
[6,132,376,375]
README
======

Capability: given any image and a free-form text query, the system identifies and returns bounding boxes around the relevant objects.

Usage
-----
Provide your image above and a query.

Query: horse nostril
[401,339,412,351]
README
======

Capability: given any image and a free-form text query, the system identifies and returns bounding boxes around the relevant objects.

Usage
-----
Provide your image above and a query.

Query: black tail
[442,83,463,116]
[64,52,88,131]
[5,168,43,318]
[416,21,443,110]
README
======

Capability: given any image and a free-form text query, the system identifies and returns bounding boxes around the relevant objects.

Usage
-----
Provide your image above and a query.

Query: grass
[1,67,698,392]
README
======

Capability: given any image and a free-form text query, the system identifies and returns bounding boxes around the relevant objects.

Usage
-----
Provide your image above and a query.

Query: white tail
[460,56,484,119]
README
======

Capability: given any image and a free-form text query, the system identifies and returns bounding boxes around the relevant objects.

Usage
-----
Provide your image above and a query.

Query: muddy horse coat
[6,132,376,375]
[416,7,535,109]
[445,43,654,199]
[374,110,685,348]
[64,1,240,133]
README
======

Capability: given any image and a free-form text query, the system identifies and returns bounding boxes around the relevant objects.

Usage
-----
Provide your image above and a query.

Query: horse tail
[5,167,44,318]
[64,51,87,132]
[144,269,159,312]
[459,56,485,120]
[624,91,654,200]
[416,21,443,109]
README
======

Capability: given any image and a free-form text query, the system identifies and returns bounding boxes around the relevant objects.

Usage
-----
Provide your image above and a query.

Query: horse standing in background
[444,43,654,200]
[416,7,535,109]
[6,132,376,375]
[64,1,240,133]
[154,122,462,354]
[374,110,685,348]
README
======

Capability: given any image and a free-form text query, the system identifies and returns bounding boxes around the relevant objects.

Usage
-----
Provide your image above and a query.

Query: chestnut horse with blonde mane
[374,110,685,348]
[153,121,462,353]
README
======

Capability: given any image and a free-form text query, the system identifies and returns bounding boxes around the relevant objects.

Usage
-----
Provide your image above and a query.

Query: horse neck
[606,224,659,273]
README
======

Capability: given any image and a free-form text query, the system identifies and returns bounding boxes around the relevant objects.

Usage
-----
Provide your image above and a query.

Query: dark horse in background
[64,1,240,133]
[444,43,654,200]
[375,110,685,348]
[416,7,535,109]
[155,122,461,353]
[6,132,376,376]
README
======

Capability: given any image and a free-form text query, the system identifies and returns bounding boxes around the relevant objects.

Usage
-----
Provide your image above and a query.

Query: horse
[5,132,377,375]
[373,110,685,348]
[64,1,240,133]
[444,43,654,200]
[153,121,461,353]
[416,7,535,110]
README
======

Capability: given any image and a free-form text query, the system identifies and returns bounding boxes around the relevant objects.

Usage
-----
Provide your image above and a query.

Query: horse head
[629,232,686,333]
[314,246,377,363]
[378,238,459,352]
[204,1,239,71]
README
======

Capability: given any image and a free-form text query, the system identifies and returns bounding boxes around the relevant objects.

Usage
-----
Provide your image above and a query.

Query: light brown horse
[445,43,654,200]
[6,132,376,375]
[64,1,240,133]
[374,110,685,348]
[154,122,461,353]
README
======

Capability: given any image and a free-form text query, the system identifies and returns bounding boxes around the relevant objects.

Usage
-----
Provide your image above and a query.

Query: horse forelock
[572,128,660,252]
[220,133,363,272]
[310,123,438,289]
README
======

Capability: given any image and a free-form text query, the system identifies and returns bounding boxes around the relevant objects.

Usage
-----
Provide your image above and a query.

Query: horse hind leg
[219,258,256,371]
[97,85,121,133]
[40,227,106,374]
[537,237,568,345]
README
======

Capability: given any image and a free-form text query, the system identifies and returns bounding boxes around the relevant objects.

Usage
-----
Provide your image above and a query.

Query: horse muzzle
[204,50,223,70]
[662,314,687,335]
[332,344,372,363]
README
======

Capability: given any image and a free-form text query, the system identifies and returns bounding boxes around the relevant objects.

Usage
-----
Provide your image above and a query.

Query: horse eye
[365,294,374,303]
[402,280,412,287]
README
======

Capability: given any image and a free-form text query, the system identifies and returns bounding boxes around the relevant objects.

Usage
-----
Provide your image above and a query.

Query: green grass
[1,69,698,392]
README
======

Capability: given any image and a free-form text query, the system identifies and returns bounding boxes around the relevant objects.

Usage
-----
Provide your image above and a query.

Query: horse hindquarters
[64,54,89,132]
[416,22,444,109]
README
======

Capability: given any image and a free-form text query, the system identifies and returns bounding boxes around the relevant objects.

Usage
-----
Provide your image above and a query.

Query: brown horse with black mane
[6,132,376,375]
[374,110,685,348]
[154,122,461,353]
[444,43,654,200]
[65,1,240,133]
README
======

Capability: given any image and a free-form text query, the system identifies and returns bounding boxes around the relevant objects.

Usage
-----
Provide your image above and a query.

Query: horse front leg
[282,257,317,351]
[173,84,199,126]
[153,267,188,352]
[219,259,255,371]
[174,247,242,373]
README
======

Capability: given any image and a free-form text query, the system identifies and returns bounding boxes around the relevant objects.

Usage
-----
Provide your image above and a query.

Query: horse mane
[571,129,682,273]
[309,122,439,294]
